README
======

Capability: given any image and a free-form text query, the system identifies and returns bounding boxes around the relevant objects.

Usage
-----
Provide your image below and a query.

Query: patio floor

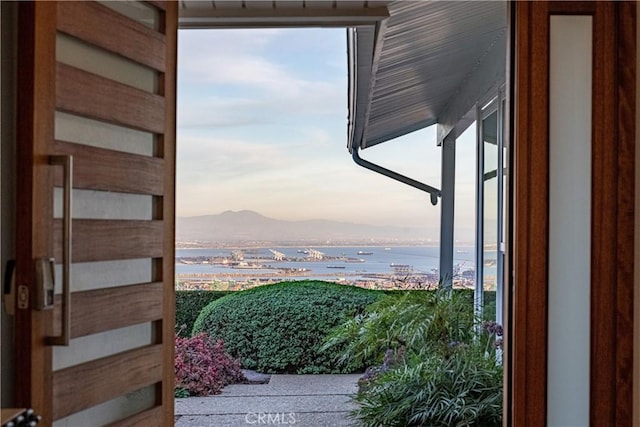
[175,374,361,426]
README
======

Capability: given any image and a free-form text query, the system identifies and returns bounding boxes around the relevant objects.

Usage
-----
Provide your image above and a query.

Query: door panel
[512,2,635,425]
[15,1,176,424]
[55,112,156,156]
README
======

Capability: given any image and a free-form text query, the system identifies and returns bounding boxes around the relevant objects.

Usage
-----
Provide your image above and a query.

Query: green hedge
[175,290,231,336]
[192,281,384,374]
[177,288,497,338]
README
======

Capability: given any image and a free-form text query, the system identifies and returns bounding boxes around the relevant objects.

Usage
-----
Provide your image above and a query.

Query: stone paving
[175,374,361,427]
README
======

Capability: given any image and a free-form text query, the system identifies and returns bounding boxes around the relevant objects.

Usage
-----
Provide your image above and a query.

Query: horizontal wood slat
[54,220,163,262]
[53,345,163,420]
[57,2,165,72]
[105,406,164,427]
[53,283,163,339]
[56,63,165,134]
[53,140,164,195]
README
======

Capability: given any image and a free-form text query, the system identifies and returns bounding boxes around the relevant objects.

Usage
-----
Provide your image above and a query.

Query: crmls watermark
[245,412,297,425]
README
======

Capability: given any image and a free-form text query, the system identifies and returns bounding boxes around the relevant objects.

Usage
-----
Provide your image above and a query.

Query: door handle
[46,155,72,346]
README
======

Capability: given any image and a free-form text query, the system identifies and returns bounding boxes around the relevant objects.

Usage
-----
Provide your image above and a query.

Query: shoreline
[174,245,483,292]
[175,243,470,250]
[175,272,479,292]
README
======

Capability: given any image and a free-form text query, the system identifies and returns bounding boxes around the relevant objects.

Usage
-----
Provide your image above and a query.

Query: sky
[176,28,477,242]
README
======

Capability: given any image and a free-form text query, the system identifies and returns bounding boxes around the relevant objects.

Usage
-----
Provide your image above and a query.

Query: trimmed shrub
[192,281,383,374]
[175,290,231,336]
[174,333,246,397]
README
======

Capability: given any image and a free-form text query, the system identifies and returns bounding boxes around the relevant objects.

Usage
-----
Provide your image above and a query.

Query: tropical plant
[325,289,503,426]
[353,346,502,426]
[323,288,477,367]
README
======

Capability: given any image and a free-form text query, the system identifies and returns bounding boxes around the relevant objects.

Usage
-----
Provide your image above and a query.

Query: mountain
[176,210,431,245]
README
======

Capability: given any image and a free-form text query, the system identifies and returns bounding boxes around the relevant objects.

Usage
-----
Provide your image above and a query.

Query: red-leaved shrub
[175,333,246,396]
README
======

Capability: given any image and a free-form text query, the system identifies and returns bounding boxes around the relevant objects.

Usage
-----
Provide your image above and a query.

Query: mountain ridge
[176,210,431,244]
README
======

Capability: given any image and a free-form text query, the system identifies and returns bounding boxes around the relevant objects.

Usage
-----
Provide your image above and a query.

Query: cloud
[179,28,284,57]
[179,31,335,95]
[177,135,289,183]
[178,29,345,129]
[177,96,267,128]
[179,56,344,114]
[175,28,457,237]
[177,82,344,130]
[183,52,291,88]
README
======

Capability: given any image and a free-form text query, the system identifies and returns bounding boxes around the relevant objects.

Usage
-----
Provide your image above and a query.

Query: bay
[175,246,477,281]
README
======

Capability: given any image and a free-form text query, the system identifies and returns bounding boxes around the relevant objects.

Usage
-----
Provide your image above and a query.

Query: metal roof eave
[347,23,385,153]
[365,118,438,147]
[179,5,390,29]
[349,1,507,151]
[436,29,507,145]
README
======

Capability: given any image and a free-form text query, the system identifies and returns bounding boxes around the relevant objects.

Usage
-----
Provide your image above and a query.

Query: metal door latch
[35,258,55,310]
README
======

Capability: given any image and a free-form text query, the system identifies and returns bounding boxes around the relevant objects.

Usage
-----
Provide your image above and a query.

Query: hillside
[176,210,431,245]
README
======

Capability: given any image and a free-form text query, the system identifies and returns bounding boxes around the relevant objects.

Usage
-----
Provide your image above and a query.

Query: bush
[176,291,231,336]
[324,290,478,368]
[325,289,503,426]
[192,281,383,374]
[354,347,503,426]
[174,333,246,397]
[459,289,497,321]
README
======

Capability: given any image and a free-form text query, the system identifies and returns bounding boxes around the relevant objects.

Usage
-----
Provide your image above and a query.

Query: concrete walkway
[175,374,361,427]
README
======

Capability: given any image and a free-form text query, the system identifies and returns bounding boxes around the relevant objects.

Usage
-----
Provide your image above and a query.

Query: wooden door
[15,1,176,424]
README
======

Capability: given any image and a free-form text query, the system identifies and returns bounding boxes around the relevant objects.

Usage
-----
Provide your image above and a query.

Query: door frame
[7,1,637,424]
[15,1,57,413]
[510,1,635,425]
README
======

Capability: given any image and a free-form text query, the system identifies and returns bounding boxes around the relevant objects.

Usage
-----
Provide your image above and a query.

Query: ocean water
[175,246,477,279]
